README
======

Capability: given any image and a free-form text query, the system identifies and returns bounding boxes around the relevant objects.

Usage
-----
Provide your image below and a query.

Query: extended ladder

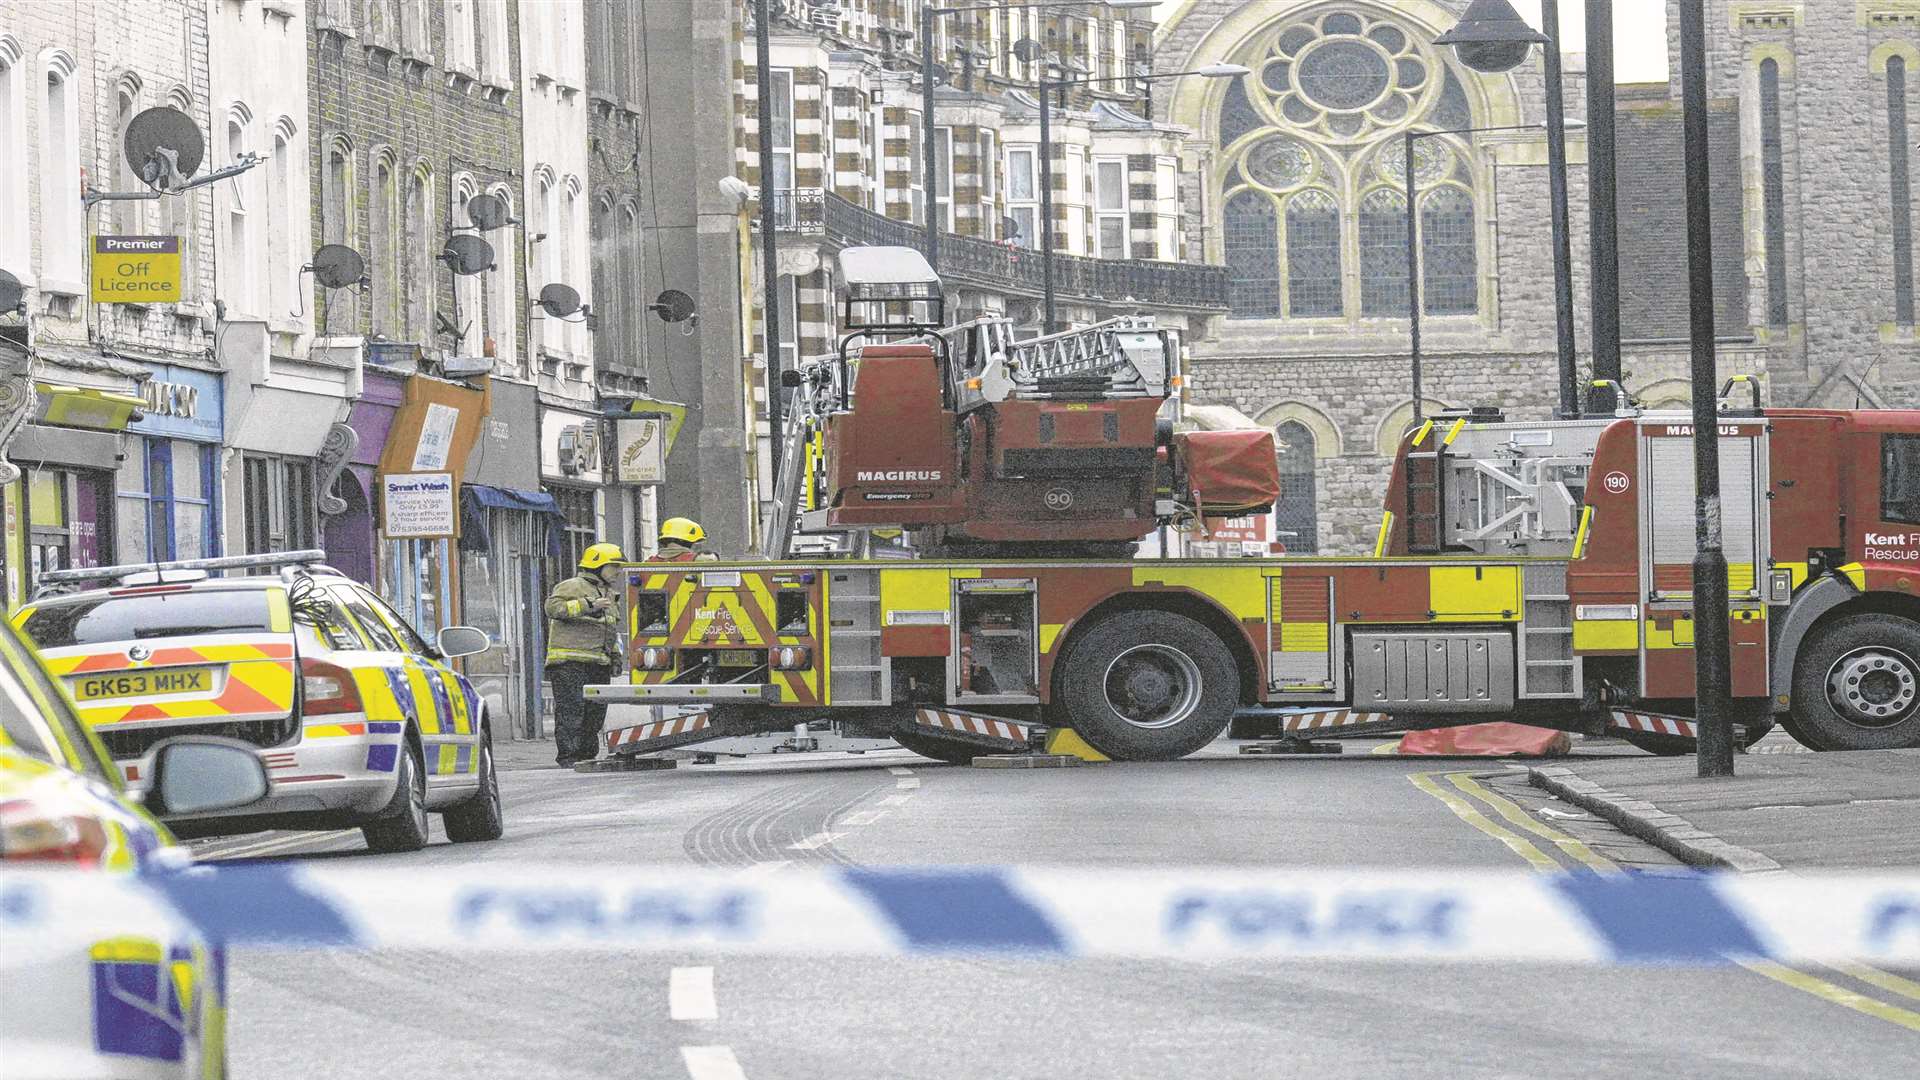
[941,315,1173,411]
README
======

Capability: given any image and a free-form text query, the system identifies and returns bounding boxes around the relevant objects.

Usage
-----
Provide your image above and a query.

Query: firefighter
[544,542,626,767]
[653,517,719,562]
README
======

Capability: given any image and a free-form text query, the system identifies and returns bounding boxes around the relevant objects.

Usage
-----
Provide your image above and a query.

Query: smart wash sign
[91,236,182,303]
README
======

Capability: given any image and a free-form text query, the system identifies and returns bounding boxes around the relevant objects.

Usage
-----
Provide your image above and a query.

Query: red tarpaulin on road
[1396,723,1573,757]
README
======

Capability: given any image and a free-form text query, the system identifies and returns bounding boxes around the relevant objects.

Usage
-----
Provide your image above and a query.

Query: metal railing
[768,189,827,233]
[802,190,1227,313]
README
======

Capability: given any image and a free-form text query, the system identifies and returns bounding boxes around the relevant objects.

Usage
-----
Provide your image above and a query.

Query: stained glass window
[1359,188,1409,316]
[1759,59,1789,327]
[1421,187,1476,315]
[1434,69,1472,130]
[1217,77,1263,150]
[1224,191,1281,318]
[1890,56,1914,326]
[1286,189,1342,317]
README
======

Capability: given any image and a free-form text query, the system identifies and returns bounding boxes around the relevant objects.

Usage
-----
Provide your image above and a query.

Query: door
[1637,425,1772,699]
[334,585,480,794]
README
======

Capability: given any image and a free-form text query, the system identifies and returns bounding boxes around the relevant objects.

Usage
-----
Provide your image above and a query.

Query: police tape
[4,863,1920,966]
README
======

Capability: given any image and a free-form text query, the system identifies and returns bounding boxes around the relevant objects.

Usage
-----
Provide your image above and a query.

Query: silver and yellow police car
[12,550,503,853]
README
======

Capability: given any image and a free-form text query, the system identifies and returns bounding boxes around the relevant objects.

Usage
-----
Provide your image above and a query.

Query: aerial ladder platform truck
[591,247,1920,763]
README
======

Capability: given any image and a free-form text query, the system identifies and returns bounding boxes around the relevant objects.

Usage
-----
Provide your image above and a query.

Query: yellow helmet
[578,542,626,570]
[659,517,706,546]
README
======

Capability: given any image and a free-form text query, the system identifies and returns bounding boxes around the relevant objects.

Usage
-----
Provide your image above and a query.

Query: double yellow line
[1411,769,1920,1033]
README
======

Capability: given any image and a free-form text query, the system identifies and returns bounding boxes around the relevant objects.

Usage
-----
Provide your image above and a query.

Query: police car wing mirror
[436,625,491,659]
[144,737,270,817]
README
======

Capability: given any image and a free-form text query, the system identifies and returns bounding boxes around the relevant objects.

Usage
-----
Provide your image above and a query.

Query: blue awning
[461,484,565,555]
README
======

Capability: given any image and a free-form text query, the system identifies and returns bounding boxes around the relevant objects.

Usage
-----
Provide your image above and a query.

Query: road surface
[198,739,1920,1079]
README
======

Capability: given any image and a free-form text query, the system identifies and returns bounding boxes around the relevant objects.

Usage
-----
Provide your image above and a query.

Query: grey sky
[1155,1,1672,83]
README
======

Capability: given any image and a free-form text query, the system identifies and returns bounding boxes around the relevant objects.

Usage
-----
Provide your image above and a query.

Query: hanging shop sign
[614,418,665,485]
[382,472,457,538]
[376,375,489,480]
[539,407,606,485]
[91,237,182,303]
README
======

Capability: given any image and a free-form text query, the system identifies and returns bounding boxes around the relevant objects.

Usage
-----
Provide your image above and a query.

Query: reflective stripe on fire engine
[914,708,1034,746]
[1277,710,1390,732]
[1374,511,1394,558]
[1609,711,1697,739]
[605,712,713,751]
[1571,506,1594,560]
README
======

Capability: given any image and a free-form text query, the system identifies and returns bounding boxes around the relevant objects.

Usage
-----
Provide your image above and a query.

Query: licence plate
[713,650,760,666]
[70,666,216,702]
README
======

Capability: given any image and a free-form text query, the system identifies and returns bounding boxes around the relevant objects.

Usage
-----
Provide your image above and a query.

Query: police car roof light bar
[35,549,332,586]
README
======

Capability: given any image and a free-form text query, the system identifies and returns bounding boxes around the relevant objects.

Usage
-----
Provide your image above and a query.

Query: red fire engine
[590,249,1920,763]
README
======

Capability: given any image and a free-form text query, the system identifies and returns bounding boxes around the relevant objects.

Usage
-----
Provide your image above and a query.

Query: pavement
[1530,747,1920,872]
[185,734,1920,1079]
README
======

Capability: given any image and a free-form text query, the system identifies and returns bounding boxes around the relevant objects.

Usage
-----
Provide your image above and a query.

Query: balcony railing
[768,189,1228,314]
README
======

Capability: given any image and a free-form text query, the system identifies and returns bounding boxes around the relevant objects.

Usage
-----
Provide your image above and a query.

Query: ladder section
[943,315,1171,410]
[825,568,887,705]
[1518,563,1578,699]
[1403,446,1447,555]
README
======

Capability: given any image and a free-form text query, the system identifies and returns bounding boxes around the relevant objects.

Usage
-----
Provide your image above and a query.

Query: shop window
[376,548,446,644]
[242,454,317,554]
[544,483,597,588]
[22,466,111,588]
[117,438,217,563]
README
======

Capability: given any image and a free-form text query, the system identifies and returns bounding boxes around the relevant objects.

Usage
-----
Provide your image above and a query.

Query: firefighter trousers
[547,661,612,765]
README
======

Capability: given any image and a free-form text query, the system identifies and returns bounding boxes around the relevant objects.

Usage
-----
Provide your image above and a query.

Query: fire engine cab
[589,248,1920,763]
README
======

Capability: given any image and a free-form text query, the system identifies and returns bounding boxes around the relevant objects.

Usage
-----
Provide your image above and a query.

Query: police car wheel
[363,741,431,853]
[1056,610,1237,761]
[1791,614,1920,751]
[444,736,505,843]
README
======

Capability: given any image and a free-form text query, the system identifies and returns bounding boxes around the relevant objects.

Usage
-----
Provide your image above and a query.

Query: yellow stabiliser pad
[1044,729,1110,762]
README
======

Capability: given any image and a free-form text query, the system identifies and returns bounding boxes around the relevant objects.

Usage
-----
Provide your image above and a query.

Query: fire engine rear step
[605,712,717,756]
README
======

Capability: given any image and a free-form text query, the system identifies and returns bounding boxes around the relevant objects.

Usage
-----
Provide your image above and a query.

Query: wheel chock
[971,753,1084,768]
[574,756,678,773]
[1239,738,1344,756]
[1042,728,1110,762]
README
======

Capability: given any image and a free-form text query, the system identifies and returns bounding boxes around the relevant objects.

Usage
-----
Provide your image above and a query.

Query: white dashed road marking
[786,831,847,851]
[839,809,888,827]
[895,777,920,790]
[879,793,912,806]
[670,966,718,1021]
[681,1046,748,1080]
[887,766,914,776]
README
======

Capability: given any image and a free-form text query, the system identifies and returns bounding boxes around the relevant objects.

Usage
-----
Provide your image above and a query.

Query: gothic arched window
[1212,8,1483,322]
[1273,420,1319,554]
[1358,187,1408,316]
[1285,189,1341,317]
[1224,191,1281,318]
[1420,186,1477,315]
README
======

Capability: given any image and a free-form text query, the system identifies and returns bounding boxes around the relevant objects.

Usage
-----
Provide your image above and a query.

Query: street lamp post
[1436,0,1579,418]
[1585,0,1623,414]
[1037,63,1246,332]
[920,1,1158,272]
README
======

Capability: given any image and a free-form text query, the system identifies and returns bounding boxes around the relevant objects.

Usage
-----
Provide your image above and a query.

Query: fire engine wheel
[1791,614,1920,750]
[1056,610,1237,761]
[362,740,430,854]
[892,728,998,765]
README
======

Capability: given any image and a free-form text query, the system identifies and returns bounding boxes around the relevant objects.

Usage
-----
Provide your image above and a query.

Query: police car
[0,609,268,1079]
[14,550,503,853]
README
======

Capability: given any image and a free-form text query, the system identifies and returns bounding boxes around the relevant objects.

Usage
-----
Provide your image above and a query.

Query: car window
[331,586,406,653]
[356,587,437,656]
[290,577,368,651]
[1885,434,1920,525]
[19,589,276,648]
[0,627,115,784]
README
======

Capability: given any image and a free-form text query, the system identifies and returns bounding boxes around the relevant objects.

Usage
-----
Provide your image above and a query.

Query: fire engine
[589,248,1920,763]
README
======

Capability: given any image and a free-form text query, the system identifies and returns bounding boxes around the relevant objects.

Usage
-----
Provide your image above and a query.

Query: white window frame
[444,0,477,76]
[269,128,294,321]
[478,0,512,88]
[979,129,996,237]
[1064,145,1087,255]
[451,178,482,356]
[1094,155,1127,259]
[935,126,954,233]
[0,45,26,276]
[37,53,82,291]
[769,69,795,224]
[1006,144,1037,249]
[484,184,518,374]
[776,272,799,372]
[868,97,885,211]
[907,109,925,226]
[223,113,254,315]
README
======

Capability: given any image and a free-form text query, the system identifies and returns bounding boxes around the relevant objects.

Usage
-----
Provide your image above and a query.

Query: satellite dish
[1001,216,1021,241]
[440,233,496,275]
[310,245,367,290]
[538,283,582,318]
[466,192,512,230]
[1012,38,1042,64]
[124,106,205,191]
[650,289,696,324]
[0,269,23,314]
[927,63,949,87]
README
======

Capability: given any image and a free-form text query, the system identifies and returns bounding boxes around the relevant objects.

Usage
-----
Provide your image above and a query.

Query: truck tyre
[1054,610,1237,761]
[443,734,504,843]
[1790,613,1920,750]
[363,740,431,854]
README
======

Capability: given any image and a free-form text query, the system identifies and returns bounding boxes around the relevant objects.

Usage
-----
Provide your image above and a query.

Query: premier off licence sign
[91,236,182,303]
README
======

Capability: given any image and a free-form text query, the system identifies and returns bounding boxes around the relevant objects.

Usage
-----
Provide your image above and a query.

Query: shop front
[0,343,146,606]
[460,380,558,739]
[221,321,361,558]
[371,372,489,639]
[538,400,608,588]
[118,363,223,563]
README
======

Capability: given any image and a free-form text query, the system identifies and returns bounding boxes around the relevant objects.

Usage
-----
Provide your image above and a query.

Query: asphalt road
[199,740,1920,1079]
